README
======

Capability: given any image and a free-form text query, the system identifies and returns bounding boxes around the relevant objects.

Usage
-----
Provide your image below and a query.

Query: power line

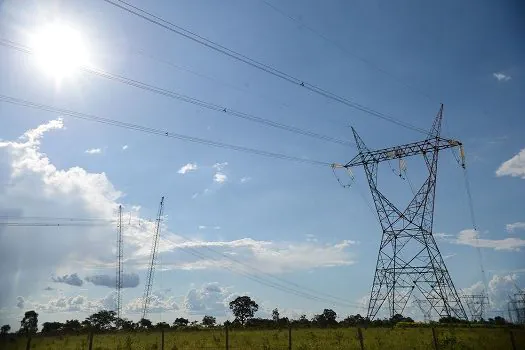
[259,0,435,103]
[101,0,430,135]
[0,38,353,148]
[161,235,365,309]
[173,232,353,306]
[0,94,333,167]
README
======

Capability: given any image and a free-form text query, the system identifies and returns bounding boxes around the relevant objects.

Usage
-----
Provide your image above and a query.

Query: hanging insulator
[346,168,355,180]
[399,159,407,172]
[460,145,466,169]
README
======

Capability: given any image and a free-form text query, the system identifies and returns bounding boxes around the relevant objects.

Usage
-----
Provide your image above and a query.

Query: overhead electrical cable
[161,235,365,309]
[0,38,353,148]
[0,94,332,167]
[172,232,353,306]
[259,0,435,102]
[101,0,430,135]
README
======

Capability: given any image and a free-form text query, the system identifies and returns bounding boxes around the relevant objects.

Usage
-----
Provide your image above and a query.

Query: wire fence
[3,325,525,350]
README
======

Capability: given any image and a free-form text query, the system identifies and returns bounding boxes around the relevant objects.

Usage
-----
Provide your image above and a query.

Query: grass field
[1,326,524,350]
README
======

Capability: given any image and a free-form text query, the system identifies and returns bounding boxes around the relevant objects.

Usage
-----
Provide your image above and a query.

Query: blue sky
[0,0,524,328]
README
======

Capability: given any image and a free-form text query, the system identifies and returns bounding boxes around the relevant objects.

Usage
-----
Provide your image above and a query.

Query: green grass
[1,327,524,350]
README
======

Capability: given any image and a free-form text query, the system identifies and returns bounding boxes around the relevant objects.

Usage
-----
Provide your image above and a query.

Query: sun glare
[30,22,90,80]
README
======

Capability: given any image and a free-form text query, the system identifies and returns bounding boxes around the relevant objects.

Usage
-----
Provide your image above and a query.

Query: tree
[313,309,337,327]
[202,315,216,327]
[155,322,170,329]
[341,314,365,327]
[62,319,82,333]
[1,325,10,335]
[229,296,259,326]
[20,311,38,334]
[139,318,153,329]
[173,318,189,328]
[272,308,280,323]
[85,310,116,330]
[41,322,63,334]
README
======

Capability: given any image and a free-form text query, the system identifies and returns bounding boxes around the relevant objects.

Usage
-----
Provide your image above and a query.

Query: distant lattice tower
[338,105,468,320]
[463,294,488,321]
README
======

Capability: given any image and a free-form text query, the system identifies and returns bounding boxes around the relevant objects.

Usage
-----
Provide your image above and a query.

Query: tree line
[0,295,509,335]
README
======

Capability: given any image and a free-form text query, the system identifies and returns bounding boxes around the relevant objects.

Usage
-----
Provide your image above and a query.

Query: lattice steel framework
[463,294,488,321]
[412,297,432,322]
[142,196,165,320]
[509,292,525,324]
[342,105,468,320]
[116,205,123,320]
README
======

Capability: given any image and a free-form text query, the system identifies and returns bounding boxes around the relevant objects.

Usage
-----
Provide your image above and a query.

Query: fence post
[509,330,516,350]
[161,329,165,350]
[288,325,292,350]
[88,332,93,350]
[357,327,364,350]
[431,327,439,350]
[25,336,31,350]
[225,325,229,350]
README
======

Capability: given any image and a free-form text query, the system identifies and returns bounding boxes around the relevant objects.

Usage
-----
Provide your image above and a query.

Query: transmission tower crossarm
[344,137,462,168]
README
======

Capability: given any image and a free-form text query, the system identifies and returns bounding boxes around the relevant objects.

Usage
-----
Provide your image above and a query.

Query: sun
[30,22,90,80]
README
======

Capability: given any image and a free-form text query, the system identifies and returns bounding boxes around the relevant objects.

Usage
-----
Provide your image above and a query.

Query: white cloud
[240,177,251,183]
[177,163,198,174]
[496,148,525,179]
[212,162,228,183]
[151,237,356,274]
[213,173,227,183]
[125,291,179,314]
[493,72,511,81]
[212,162,228,171]
[506,222,525,233]
[85,148,102,154]
[0,120,123,307]
[462,274,522,311]
[455,229,525,251]
[35,293,114,313]
[184,282,234,316]
[433,232,453,239]
[122,145,128,150]
[52,273,83,287]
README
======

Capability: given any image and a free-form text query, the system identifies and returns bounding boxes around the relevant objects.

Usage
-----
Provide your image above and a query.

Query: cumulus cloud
[212,162,228,183]
[35,293,114,313]
[461,274,522,311]
[184,282,234,316]
[506,222,525,233]
[16,296,25,309]
[85,273,140,288]
[493,72,511,81]
[122,145,128,150]
[496,148,525,179]
[213,173,227,183]
[85,148,102,154]
[454,229,525,251]
[178,163,198,174]
[125,291,178,314]
[52,273,83,287]
[0,119,122,307]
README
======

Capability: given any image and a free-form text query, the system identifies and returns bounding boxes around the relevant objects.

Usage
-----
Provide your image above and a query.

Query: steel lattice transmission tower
[142,196,165,320]
[412,297,432,323]
[340,105,468,321]
[463,294,488,321]
[116,205,124,320]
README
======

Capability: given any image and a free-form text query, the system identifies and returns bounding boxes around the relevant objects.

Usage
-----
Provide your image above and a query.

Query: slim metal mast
[116,205,123,320]
[142,196,164,320]
[338,105,468,320]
